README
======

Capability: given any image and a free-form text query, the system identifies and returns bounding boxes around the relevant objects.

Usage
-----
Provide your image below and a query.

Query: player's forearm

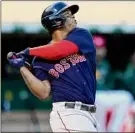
[20,66,50,100]
[29,40,79,60]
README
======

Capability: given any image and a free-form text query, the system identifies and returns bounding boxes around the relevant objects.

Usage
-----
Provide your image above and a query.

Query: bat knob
[7,52,17,59]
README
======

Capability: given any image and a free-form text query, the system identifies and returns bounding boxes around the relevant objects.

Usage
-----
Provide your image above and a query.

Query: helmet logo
[53,8,57,12]
[52,20,62,27]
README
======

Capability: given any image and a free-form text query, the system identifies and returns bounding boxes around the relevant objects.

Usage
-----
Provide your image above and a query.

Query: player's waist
[52,102,96,113]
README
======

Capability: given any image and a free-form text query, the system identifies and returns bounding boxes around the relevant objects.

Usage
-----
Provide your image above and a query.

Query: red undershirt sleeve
[29,40,79,60]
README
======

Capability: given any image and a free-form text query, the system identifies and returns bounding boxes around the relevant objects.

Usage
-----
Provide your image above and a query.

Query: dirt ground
[1,111,52,132]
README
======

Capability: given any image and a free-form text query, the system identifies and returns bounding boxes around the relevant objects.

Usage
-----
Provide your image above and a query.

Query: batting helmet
[41,2,79,34]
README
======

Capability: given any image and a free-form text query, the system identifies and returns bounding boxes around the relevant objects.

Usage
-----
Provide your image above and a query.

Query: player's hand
[7,58,26,69]
[7,52,31,69]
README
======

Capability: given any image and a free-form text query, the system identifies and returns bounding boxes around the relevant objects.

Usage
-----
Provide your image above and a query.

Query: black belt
[65,102,96,113]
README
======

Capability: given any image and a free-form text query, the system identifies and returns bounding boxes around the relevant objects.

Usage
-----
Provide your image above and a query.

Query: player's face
[61,10,77,28]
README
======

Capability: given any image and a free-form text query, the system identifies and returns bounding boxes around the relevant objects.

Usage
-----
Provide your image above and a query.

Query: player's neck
[52,26,76,42]
[52,30,68,42]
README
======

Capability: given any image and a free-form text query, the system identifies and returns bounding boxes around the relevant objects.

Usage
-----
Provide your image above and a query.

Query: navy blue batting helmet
[41,2,79,34]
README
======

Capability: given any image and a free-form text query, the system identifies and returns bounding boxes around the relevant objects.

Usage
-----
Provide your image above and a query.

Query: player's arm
[19,28,93,60]
[28,40,79,60]
[19,41,79,60]
[28,29,93,58]
[20,66,51,100]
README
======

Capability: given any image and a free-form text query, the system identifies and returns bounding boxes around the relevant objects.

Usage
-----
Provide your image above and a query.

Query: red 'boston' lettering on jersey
[79,55,86,62]
[54,64,65,73]
[67,54,86,65]
[72,54,80,64]
[60,59,70,70]
[48,69,59,78]
[48,53,87,78]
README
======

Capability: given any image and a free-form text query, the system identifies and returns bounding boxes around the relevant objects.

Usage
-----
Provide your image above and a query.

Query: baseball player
[7,2,98,132]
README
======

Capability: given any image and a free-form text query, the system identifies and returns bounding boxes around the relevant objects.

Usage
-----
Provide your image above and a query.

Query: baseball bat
[7,52,17,59]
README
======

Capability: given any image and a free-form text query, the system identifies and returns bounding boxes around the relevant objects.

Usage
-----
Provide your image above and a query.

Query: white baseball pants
[49,102,98,132]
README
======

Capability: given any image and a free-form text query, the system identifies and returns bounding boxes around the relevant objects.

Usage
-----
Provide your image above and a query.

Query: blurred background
[1,1,135,132]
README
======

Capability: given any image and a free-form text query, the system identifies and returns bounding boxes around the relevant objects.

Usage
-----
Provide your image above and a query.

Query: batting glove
[7,52,31,69]
[8,58,26,69]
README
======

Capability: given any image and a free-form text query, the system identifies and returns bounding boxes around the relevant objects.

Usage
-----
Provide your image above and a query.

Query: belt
[65,102,96,113]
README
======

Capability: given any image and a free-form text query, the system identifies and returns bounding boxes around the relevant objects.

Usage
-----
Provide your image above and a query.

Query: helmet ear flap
[42,14,67,33]
[49,14,66,28]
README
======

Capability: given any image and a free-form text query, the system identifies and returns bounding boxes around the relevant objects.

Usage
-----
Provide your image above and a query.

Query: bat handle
[7,52,17,59]
[12,55,17,59]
